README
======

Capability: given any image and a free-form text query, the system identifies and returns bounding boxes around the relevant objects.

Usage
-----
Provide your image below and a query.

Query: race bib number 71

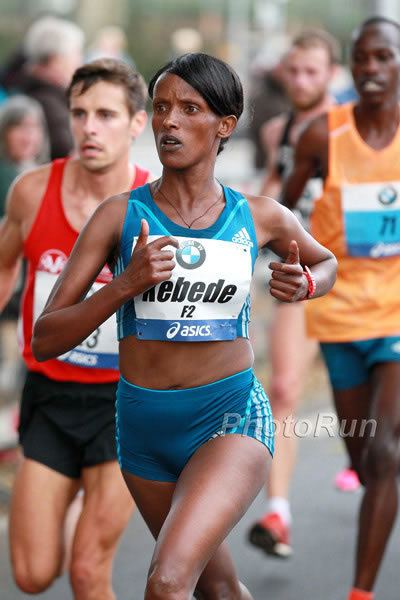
[342,181,400,258]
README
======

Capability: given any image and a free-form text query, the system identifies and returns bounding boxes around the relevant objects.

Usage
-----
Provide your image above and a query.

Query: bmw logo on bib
[176,240,206,270]
[378,185,398,206]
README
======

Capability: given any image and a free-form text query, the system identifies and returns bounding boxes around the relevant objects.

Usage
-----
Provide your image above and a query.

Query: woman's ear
[217,115,237,140]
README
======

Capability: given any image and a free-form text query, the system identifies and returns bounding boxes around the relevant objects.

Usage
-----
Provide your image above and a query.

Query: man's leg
[333,382,371,481]
[353,362,400,592]
[249,302,317,556]
[69,460,134,600]
[9,458,80,593]
[62,489,84,573]
[322,341,370,493]
[267,302,317,498]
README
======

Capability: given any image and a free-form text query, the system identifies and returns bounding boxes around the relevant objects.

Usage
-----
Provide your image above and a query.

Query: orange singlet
[306,103,400,342]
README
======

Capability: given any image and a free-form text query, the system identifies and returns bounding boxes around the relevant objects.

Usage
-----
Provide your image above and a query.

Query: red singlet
[20,158,149,382]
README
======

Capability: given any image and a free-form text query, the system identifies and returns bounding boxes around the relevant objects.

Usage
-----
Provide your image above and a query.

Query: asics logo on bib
[370,242,400,258]
[166,322,212,339]
[378,185,398,206]
[142,277,237,304]
[59,350,99,366]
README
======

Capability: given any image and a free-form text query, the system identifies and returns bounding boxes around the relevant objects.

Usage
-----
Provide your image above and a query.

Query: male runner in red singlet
[0,58,150,599]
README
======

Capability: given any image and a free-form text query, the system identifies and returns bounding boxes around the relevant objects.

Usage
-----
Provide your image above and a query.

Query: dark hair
[67,58,147,116]
[352,16,400,46]
[148,53,243,154]
[292,29,340,65]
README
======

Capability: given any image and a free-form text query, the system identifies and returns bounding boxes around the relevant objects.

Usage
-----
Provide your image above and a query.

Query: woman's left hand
[268,240,308,302]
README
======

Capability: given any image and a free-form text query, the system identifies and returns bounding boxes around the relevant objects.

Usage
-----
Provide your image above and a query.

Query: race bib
[33,270,118,369]
[132,236,252,341]
[342,181,400,258]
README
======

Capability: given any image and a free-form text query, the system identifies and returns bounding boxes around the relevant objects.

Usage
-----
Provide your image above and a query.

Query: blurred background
[0,0,398,80]
[0,0,398,171]
[0,1,400,597]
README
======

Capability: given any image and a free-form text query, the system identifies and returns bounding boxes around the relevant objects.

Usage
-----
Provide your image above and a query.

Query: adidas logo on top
[232,227,253,247]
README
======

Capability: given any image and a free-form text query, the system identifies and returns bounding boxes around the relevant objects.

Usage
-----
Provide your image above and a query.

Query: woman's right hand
[121,219,179,296]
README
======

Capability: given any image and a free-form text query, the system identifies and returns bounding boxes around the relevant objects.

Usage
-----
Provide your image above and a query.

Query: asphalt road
[1,411,399,600]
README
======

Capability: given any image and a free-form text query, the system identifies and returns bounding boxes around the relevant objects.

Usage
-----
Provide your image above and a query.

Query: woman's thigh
[123,434,270,591]
[153,435,270,583]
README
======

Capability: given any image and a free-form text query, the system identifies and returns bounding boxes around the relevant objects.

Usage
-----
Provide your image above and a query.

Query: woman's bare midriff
[119,336,254,389]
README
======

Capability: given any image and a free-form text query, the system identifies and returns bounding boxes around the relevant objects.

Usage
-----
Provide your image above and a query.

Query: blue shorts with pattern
[116,368,274,482]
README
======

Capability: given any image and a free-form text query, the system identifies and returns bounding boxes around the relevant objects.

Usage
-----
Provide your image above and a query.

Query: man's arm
[0,167,49,311]
[259,116,285,198]
[281,114,329,209]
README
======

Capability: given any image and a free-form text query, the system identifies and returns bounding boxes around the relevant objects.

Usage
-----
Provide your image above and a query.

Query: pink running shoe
[335,468,360,492]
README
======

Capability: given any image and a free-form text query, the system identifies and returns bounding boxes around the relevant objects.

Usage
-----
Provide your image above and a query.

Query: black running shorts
[19,372,118,478]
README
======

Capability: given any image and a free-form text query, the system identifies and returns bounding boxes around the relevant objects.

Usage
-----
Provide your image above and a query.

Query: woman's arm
[249,194,337,302]
[32,197,178,361]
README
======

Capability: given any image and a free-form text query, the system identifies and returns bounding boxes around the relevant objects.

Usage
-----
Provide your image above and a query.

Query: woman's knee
[145,562,193,600]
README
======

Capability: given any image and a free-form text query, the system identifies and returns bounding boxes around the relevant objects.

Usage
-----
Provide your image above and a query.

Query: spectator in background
[86,25,135,67]
[0,95,48,213]
[0,95,48,392]
[170,27,203,58]
[19,16,84,159]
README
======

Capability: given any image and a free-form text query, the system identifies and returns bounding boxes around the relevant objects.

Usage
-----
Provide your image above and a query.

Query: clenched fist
[121,219,179,296]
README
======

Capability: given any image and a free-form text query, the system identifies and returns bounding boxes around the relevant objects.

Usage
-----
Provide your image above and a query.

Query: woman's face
[152,73,225,169]
[5,114,44,163]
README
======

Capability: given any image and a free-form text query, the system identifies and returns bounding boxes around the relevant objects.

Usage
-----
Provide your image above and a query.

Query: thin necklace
[155,183,224,229]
